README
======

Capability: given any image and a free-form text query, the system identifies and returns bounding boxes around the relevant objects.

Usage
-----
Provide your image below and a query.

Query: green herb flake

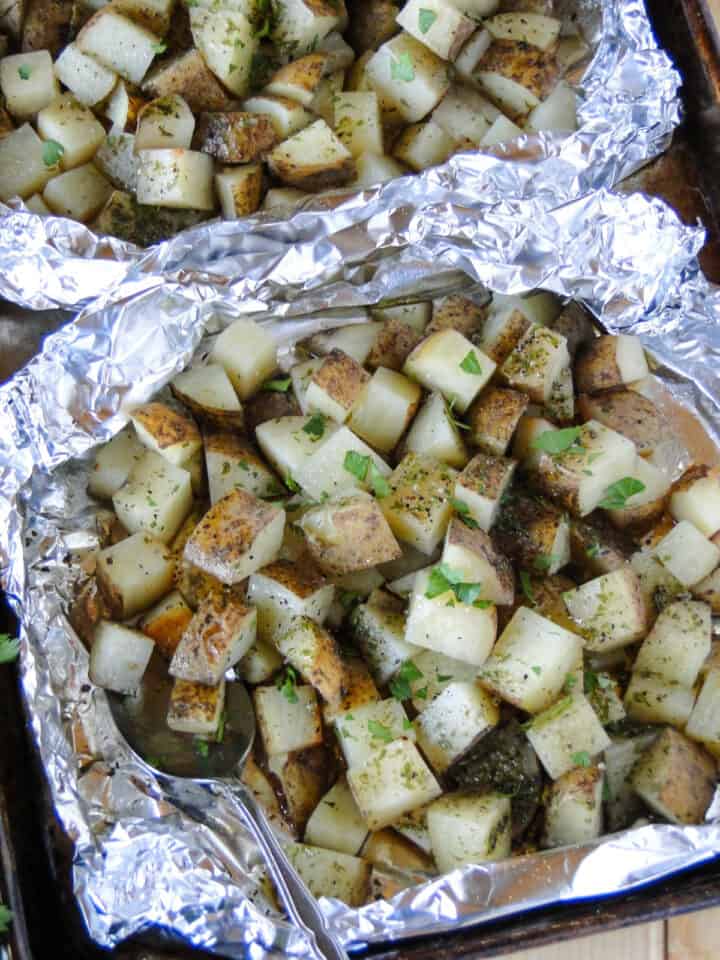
[302,412,326,439]
[0,634,20,664]
[390,52,415,82]
[368,719,394,743]
[262,376,292,393]
[284,472,300,493]
[531,665,542,676]
[459,350,482,375]
[151,41,168,54]
[563,672,578,693]
[425,563,489,608]
[0,903,12,934]
[343,450,370,481]
[17,64,31,80]
[586,540,601,559]
[450,497,479,528]
[42,139,65,167]
[418,8,437,33]
[403,717,414,731]
[530,426,583,455]
[216,710,227,743]
[519,570,535,605]
[277,665,299,704]
[370,462,390,498]
[390,660,423,700]
[599,477,646,510]
[571,750,591,768]
[195,739,210,758]
[534,553,559,573]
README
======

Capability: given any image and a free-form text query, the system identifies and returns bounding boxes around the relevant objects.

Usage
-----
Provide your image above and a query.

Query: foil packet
[1,188,720,958]
[0,0,681,312]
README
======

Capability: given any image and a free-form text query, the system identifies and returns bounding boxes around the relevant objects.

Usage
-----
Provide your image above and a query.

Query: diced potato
[275,616,346,707]
[404,329,496,413]
[113,450,192,543]
[630,727,716,825]
[347,737,441,829]
[53,42,117,107]
[335,698,414,769]
[77,9,159,84]
[633,600,711,687]
[477,302,531,365]
[605,457,670,533]
[94,135,139,192]
[362,828,434,873]
[1,50,58,117]
[562,566,649,653]
[694,565,720,613]
[170,596,256,685]
[500,325,569,405]
[579,389,673,463]
[166,677,225,735]
[105,79,145,133]
[527,81,577,133]
[654,520,720,588]
[136,148,215,210]
[304,777,369,855]
[43,163,112,222]
[247,560,334,644]
[24,193,49,214]
[401,648,476,711]
[427,295,487,338]
[603,733,658,831]
[308,320,381,365]
[305,349,370,424]
[631,548,686,613]
[131,402,201,471]
[479,607,582,713]
[366,318,423,371]
[139,589,193,660]
[256,415,338,482]
[686,667,720,757]
[254,684,323,757]
[453,452,516,532]
[267,119,355,191]
[575,335,649,394]
[242,754,296,837]
[324,656,381,721]
[380,452,457,555]
[237,638,283,684]
[244,93,313,139]
[184,489,285,585]
[286,359,321,416]
[431,86,492,145]
[494,490,570,574]
[267,745,331,831]
[586,672,626,726]
[333,91,384,157]
[670,465,720,537]
[392,120,456,171]
[89,620,155,694]
[271,0,341,55]
[526,693,611,780]
[543,765,604,849]
[300,493,401,576]
[348,367,421,453]
[454,28,494,79]
[349,598,420,686]
[285,843,370,907]
[624,674,695,727]
[210,318,277,400]
[171,364,243,430]
[545,363,574,424]
[479,113,524,146]
[353,150,406,186]
[442,515,514,604]
[88,425,145,500]
[569,518,629,577]
[427,792,511,872]
[142,48,232,113]
[266,53,327,106]
[397,0,474,61]
[365,33,450,124]
[404,566,498,665]
[205,434,279,504]
[95,530,174,619]
[189,8,257,97]
[414,681,499,773]
[485,12,561,51]
[195,111,276,163]
[475,68,540,121]
[467,387,528,457]
[215,163,263,219]
[403,391,467,468]
[295,426,391,501]
[135,95,195,151]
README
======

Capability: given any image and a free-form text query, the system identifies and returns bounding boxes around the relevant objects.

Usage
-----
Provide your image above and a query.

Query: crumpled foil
[0,0,680,312]
[1,187,720,958]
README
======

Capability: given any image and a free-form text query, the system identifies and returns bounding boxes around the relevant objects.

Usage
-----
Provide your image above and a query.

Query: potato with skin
[131,401,201,469]
[427,792,511,872]
[20,0,72,54]
[562,566,649,653]
[77,9,160,85]
[442,515,514,604]
[267,744,335,831]
[255,415,339,482]
[380,453,457,555]
[493,490,570,574]
[478,303,532,365]
[210,318,277,400]
[143,48,232,112]
[247,559,334,644]
[169,596,257,685]
[577,390,669,458]
[195,111,277,163]
[276,616,346,708]
[404,329,496,414]
[631,727,717,825]
[543,765,604,849]
[349,595,420,686]
[525,693,611,780]
[113,450,192,544]
[366,318,424,371]
[300,493,401,576]
[335,698,414,769]
[624,673,696,727]
[271,0,342,55]
[183,489,285,585]
[500,325,569,405]
[362,828,434,872]
[89,621,155,694]
[215,164,264,219]
[605,457,670,534]
[136,148,215,210]
[670,465,720,537]
[467,387,528,456]
[414,681,499,774]
[139,589,193,660]
[454,452,517,532]
[167,677,225,735]
[365,33,450,125]
[345,0,399,54]
[242,754,296,837]
[305,349,370,423]
[266,53,328,107]
[476,39,557,114]
[397,0,474,61]
[286,844,371,907]
[633,599,711,688]
[569,518,630,576]
[686,667,720,757]
[427,295,487,337]
[205,433,281,504]
[324,655,380,722]
[244,389,300,435]
[267,119,356,191]
[96,531,175,619]
[171,364,243,430]
[254,684,323,757]
[575,334,649,394]
[654,520,720,588]
[37,94,105,169]
[349,367,421,453]
[0,124,57,201]
[402,391,468,469]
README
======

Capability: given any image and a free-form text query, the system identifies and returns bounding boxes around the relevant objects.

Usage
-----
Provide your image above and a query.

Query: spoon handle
[227,779,349,960]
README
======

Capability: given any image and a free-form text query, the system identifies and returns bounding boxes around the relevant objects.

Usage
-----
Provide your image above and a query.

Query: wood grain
[667,909,720,960]
[507,921,665,960]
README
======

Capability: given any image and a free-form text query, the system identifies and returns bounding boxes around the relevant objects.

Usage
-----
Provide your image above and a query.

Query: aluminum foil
[1,187,719,958]
[0,0,680,312]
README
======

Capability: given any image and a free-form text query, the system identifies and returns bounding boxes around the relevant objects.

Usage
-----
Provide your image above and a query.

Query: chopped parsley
[418,8,437,33]
[586,540,601,559]
[563,672,578,693]
[450,497,479,528]
[42,139,65,167]
[0,904,12,934]
[530,426,583,456]
[262,376,292,392]
[0,634,19,664]
[277,665,299,704]
[368,719,394,743]
[533,553,559,572]
[390,660,423,700]
[519,570,535,605]
[302,412,326,439]
[599,477,646,510]
[284,472,300,493]
[195,739,209,759]
[425,563,491,608]
[571,750,591,768]
[531,665,542,676]
[343,450,389,497]
[151,41,168,54]
[459,350,482,375]
[216,710,227,743]
[17,64,31,79]
[390,52,415,82]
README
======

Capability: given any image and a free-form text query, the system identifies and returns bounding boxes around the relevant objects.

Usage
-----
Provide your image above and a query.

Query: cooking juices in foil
[0,0,680,312]
[1,187,720,958]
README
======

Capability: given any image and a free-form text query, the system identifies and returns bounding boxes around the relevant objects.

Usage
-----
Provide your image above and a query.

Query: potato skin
[133,402,200,450]
[366,319,423,371]
[268,745,337,832]
[143,50,234,113]
[268,53,327,97]
[467,386,528,455]
[300,495,401,575]
[569,518,631,575]
[21,0,73,54]
[345,0,400,53]
[494,490,566,569]
[427,295,488,337]
[196,112,278,163]
[311,349,370,414]
[244,389,300,434]
[446,516,515,604]
[574,336,623,394]
[577,390,667,456]
[268,150,356,192]
[631,727,717,825]
[476,40,558,100]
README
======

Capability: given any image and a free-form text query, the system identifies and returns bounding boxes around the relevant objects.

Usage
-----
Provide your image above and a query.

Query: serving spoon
[107,654,347,960]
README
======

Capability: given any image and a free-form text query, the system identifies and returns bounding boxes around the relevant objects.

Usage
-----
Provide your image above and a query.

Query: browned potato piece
[577,390,668,457]
[443,515,515,605]
[244,389,300,434]
[266,53,328,106]
[21,0,73,54]
[479,305,532,365]
[345,0,399,53]
[510,572,581,635]
[631,727,717,825]
[494,490,569,573]
[131,402,201,465]
[548,301,597,358]
[322,656,380,722]
[69,578,109,647]
[139,590,193,659]
[241,753,296,837]
[92,190,210,247]
[362,829,434,872]
[143,49,233,112]
[467,387,528,456]
[267,745,336,832]
[300,493,401,576]
[167,677,224,734]
[170,595,257,685]
[569,518,631,575]
[366,318,423,371]
[574,335,649,394]
[174,559,247,609]
[426,295,488,337]
[276,616,347,708]
[477,40,558,103]
[305,348,369,423]
[195,112,277,163]
[693,566,720,614]
[266,119,355,191]
[0,105,13,138]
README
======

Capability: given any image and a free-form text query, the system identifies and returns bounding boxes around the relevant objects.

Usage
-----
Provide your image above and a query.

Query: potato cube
[195,111,276,163]
[142,48,232,113]
[136,95,196,151]
[244,93,313,140]
[543,766,604,849]
[353,150,407,187]
[485,12,561,51]
[136,148,215,210]
[170,596,256,685]
[24,194,50,214]
[603,733,658,831]
[404,566,498,665]
[467,387,528,456]
[631,548,686,613]
[670,465,720,537]
[267,118,355,191]
[335,698,414,769]
[493,490,570,574]
[113,450,192,544]
[500,325,570,404]
[479,607,582,713]
[686,667,720,757]
[110,0,176,36]
[53,42,117,107]
[275,616,346,707]
[167,677,225,735]
[349,598,420,687]
[96,531,175,619]
[575,335,649,394]
[139,589,193,660]
[295,426,391,501]
[427,792,511,872]
[89,620,155,694]
[36,95,105,170]
[267,745,330,830]
[605,456,670,533]
[432,86,492,145]
[630,727,716,825]
[526,693,611,780]
[256,415,338,483]
[247,560,334,644]
[171,364,243,430]
[94,136,139,193]
[633,600,711,687]
[426,295,486,338]
[77,9,160,85]
[131,402,201,470]
[43,163,112,222]
[654,520,720,588]
[210,319,277,400]
[396,649,475,712]
[300,493,401,576]
[397,0,474,60]
[334,91,383,157]
[289,359,323,415]
[216,163,263,219]
[88,425,145,500]
[414,681,499,773]
[237,638,283,685]
[304,777,369,855]
[305,349,370,424]
[348,367,421,454]
[527,81,577,134]
[454,28,494,79]
[271,0,341,55]
[205,434,280,504]
[308,320,381,365]
[189,9,257,97]
[380,453,457,555]
[254,684,322,757]
[0,123,56,200]
[624,674,695,727]
[365,33,450,124]
[403,391,468,469]
[404,329,496,413]
[366,317,424,371]
[1,50,58,117]
[441,516,514,605]
[453,452,516,532]
[562,566,649,653]
[285,843,370,907]
[347,737,441,829]
[478,302,532,365]
[392,120,456,171]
